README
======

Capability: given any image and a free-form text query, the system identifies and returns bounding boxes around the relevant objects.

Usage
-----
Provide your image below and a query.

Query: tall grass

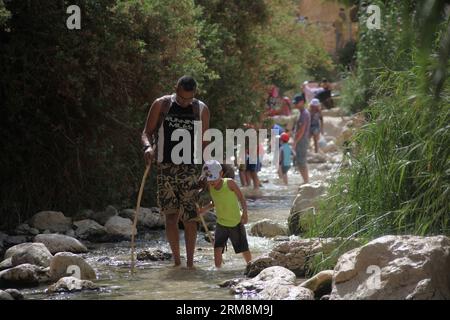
[305,59,450,272]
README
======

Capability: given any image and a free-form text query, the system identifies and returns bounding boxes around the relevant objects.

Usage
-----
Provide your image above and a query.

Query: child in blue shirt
[279,133,293,185]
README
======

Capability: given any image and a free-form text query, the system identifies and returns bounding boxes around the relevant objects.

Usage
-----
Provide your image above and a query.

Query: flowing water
[21,158,340,300]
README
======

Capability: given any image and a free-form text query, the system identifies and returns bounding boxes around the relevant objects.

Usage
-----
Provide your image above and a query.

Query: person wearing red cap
[279,132,293,185]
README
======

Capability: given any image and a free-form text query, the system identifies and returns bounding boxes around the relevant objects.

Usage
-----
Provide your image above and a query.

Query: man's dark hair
[177,76,197,91]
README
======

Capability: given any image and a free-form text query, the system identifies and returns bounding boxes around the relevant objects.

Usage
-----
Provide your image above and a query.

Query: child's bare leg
[251,172,260,190]
[313,134,319,153]
[214,248,223,268]
[242,251,252,264]
[282,173,288,185]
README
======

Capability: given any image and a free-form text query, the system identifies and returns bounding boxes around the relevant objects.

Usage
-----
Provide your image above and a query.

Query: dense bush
[0,0,332,228]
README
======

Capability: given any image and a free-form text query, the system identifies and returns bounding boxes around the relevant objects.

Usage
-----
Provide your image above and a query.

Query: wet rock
[250,219,288,238]
[300,270,334,299]
[49,252,96,281]
[91,205,118,226]
[14,224,39,236]
[6,243,53,268]
[34,234,88,254]
[231,266,314,300]
[245,238,361,277]
[47,276,98,293]
[0,290,13,300]
[0,263,50,287]
[330,235,450,300]
[320,294,331,300]
[4,288,24,300]
[104,216,136,240]
[29,211,72,233]
[137,249,172,261]
[74,219,109,242]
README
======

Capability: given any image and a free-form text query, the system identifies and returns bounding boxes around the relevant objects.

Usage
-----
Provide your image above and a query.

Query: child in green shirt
[197,160,252,268]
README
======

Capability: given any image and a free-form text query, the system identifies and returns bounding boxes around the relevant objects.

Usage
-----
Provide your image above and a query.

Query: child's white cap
[201,160,222,181]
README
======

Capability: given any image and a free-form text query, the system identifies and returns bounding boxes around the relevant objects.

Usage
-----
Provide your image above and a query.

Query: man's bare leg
[183,220,197,269]
[165,213,181,266]
[299,165,309,184]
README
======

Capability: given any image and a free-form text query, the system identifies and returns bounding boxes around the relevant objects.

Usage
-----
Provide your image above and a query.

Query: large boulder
[47,276,98,293]
[245,238,361,277]
[29,211,72,233]
[250,219,288,238]
[34,234,88,254]
[0,264,50,287]
[228,266,314,300]
[288,207,316,236]
[5,243,53,268]
[289,183,326,235]
[0,258,12,271]
[120,207,165,230]
[49,252,96,281]
[73,219,109,242]
[104,216,136,240]
[300,270,334,299]
[91,205,118,226]
[0,290,14,300]
[330,235,450,300]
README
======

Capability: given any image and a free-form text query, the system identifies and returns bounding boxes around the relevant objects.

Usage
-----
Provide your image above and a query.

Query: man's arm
[142,99,162,164]
[227,179,248,224]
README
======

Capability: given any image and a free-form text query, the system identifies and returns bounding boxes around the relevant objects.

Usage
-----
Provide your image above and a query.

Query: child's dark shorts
[214,223,249,254]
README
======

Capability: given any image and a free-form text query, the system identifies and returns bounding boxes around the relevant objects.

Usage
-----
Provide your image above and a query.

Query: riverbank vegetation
[308,0,449,272]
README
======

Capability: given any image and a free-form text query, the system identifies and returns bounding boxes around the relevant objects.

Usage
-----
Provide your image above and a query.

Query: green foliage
[307,0,450,273]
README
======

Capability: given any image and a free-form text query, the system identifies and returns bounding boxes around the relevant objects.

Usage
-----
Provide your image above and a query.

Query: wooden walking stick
[130,164,151,274]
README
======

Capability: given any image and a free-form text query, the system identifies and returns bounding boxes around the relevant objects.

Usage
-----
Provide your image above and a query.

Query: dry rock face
[49,252,96,281]
[228,266,314,300]
[5,243,53,268]
[246,238,361,277]
[250,219,288,238]
[330,235,450,300]
[29,211,72,233]
[34,234,88,254]
[0,263,50,287]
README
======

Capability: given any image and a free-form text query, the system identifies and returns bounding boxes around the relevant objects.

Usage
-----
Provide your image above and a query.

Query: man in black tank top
[141,76,210,269]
